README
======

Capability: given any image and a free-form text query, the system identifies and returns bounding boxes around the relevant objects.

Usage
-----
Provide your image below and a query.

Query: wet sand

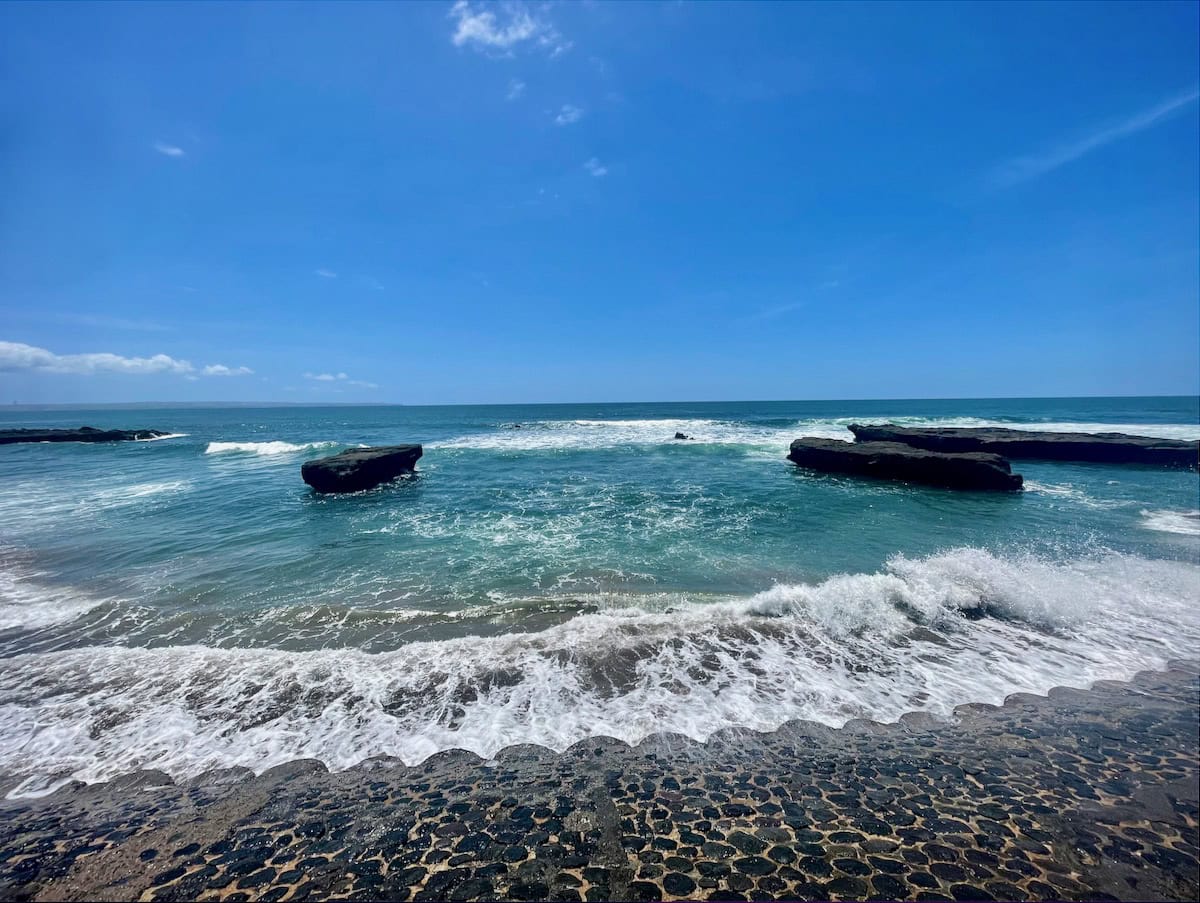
[1,663,1196,902]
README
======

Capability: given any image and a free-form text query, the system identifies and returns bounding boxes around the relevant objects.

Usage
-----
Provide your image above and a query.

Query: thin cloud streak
[304,371,378,389]
[584,157,608,177]
[153,142,185,157]
[991,87,1200,188]
[0,340,249,377]
[506,78,526,101]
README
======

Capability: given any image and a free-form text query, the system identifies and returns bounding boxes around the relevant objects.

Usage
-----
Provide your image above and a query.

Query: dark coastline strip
[1,665,1197,902]
[0,427,168,445]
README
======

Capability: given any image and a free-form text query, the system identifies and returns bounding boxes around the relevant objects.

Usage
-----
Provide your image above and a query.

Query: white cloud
[304,371,378,389]
[315,269,338,279]
[991,86,1200,188]
[449,1,570,57]
[0,340,249,377]
[555,104,583,125]
[506,78,526,101]
[584,157,608,177]
[154,142,185,157]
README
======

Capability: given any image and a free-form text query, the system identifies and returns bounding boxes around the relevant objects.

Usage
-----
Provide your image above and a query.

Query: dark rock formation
[789,438,1023,491]
[849,423,1198,468]
[674,432,692,440]
[0,426,168,445]
[301,445,423,493]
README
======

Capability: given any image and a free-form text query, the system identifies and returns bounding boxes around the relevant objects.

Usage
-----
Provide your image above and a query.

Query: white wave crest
[136,432,189,441]
[1,547,1196,796]
[1140,509,1200,536]
[0,566,105,632]
[430,415,1200,453]
[204,441,340,456]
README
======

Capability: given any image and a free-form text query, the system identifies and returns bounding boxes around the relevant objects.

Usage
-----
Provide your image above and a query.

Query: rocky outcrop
[301,445,423,493]
[788,438,1023,491]
[849,424,1199,468]
[0,426,168,445]
[673,432,692,440]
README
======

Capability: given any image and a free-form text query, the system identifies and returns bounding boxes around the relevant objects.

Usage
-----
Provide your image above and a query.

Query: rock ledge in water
[788,438,1023,491]
[0,426,168,445]
[301,445,423,493]
[849,423,1198,468]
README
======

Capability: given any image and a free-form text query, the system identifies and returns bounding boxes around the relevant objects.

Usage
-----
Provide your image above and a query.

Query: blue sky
[1,0,1197,405]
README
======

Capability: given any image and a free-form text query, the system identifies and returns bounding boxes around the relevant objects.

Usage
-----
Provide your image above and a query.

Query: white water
[1140,509,1200,536]
[205,440,341,456]
[2,547,1196,797]
[430,416,1200,452]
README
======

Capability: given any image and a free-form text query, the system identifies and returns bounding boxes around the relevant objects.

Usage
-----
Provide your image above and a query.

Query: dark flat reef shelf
[0,427,167,445]
[848,424,1200,469]
[1,665,1197,902]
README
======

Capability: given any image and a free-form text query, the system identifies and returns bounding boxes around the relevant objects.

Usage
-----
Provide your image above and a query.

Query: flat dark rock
[0,426,168,445]
[789,438,1023,491]
[849,423,1199,468]
[301,445,423,493]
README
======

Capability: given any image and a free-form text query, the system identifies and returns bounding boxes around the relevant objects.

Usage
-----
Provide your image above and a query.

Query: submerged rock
[788,438,1023,491]
[849,423,1199,469]
[0,426,168,445]
[301,445,423,493]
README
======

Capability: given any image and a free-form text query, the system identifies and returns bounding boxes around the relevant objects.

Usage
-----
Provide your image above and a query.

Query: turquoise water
[0,397,1197,795]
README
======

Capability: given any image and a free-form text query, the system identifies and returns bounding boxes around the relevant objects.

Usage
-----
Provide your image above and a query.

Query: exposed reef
[788,438,1024,491]
[301,445,423,493]
[849,424,1199,469]
[0,427,168,445]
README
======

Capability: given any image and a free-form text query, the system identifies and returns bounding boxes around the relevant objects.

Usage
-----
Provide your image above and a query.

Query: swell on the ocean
[1,546,1196,798]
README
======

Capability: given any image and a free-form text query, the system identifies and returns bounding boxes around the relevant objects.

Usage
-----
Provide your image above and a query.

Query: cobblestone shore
[1,663,1196,902]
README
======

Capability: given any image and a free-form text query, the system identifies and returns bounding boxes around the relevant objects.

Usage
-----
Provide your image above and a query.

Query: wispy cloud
[506,78,526,101]
[0,340,249,377]
[991,87,1200,188]
[583,157,608,177]
[304,371,378,389]
[449,1,570,57]
[315,268,338,279]
[555,104,583,126]
[202,364,254,377]
[153,142,185,157]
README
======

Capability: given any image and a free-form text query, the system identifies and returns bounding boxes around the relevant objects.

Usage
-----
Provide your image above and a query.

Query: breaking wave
[204,440,340,456]
[1140,509,1200,536]
[430,416,1200,452]
[2,547,1196,797]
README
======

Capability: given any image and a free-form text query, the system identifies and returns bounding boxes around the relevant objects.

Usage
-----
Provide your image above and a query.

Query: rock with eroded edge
[848,423,1198,468]
[301,445,423,493]
[0,426,168,445]
[788,438,1023,491]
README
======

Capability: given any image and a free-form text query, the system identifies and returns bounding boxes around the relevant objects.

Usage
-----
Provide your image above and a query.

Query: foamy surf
[1,547,1196,797]
[204,440,340,456]
[0,566,106,632]
[1140,509,1200,536]
[430,415,1200,452]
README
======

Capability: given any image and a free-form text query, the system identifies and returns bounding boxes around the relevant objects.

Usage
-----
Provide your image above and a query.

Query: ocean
[0,396,1197,798]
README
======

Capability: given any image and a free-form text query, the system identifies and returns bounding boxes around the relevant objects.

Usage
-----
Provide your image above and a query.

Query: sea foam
[205,440,340,456]
[2,547,1196,797]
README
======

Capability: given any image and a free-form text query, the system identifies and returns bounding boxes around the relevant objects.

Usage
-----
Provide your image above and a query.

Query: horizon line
[3,392,1198,412]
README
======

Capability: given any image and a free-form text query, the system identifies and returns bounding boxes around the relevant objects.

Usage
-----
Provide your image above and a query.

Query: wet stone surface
[0,665,1197,901]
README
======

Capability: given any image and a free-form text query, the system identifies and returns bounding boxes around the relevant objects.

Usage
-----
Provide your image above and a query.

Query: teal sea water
[0,397,1197,797]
